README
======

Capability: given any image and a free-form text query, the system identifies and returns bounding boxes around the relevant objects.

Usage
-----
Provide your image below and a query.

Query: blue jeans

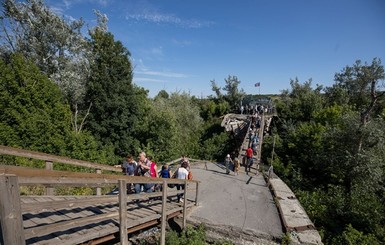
[247,157,253,172]
[135,183,154,193]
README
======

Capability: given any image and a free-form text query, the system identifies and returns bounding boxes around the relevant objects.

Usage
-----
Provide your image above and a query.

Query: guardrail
[0,146,199,245]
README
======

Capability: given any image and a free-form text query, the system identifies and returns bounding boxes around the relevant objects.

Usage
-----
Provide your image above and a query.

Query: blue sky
[47,0,385,98]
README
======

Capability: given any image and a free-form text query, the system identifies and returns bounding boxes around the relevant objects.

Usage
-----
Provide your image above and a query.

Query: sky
[47,0,385,98]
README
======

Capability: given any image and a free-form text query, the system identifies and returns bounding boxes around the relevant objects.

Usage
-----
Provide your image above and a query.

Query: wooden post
[0,175,26,245]
[195,182,199,206]
[182,179,188,229]
[118,180,128,245]
[45,161,54,195]
[96,169,102,196]
[160,180,167,245]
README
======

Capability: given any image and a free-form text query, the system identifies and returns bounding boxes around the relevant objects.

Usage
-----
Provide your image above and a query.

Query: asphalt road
[187,162,283,244]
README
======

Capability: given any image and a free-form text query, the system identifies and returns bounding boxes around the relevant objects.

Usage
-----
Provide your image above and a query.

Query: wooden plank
[119,180,128,245]
[23,200,194,244]
[0,145,119,172]
[0,175,26,245]
[160,181,167,245]
[24,211,119,239]
[29,213,162,245]
[96,169,102,196]
[45,161,54,195]
[21,195,118,212]
[183,180,188,229]
[0,165,197,188]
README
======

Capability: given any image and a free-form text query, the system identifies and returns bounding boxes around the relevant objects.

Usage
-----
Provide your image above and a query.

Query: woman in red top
[246,147,253,174]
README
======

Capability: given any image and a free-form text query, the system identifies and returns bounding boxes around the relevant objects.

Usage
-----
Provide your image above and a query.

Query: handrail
[0,145,119,172]
[0,145,200,245]
[0,165,199,245]
[0,164,199,186]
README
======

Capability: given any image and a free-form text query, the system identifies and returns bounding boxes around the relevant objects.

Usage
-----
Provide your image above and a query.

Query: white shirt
[177,167,189,180]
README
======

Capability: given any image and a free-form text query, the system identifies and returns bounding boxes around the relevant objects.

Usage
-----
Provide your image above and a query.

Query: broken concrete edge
[186,216,282,245]
[264,173,324,245]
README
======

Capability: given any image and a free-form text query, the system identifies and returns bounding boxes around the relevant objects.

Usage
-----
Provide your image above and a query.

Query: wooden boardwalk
[0,146,199,245]
[21,194,195,245]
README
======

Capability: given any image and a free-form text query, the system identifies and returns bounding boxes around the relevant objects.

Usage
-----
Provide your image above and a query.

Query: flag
[255,82,260,87]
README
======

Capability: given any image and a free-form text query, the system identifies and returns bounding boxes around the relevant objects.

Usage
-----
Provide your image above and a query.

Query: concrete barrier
[268,176,323,244]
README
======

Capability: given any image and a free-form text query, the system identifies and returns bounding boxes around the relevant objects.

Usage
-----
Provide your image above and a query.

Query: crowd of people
[114,152,192,203]
[239,103,274,115]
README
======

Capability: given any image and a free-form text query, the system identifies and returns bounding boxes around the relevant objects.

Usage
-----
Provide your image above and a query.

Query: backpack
[188,170,193,180]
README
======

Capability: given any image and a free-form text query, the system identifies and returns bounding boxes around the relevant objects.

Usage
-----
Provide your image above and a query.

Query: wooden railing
[0,146,199,245]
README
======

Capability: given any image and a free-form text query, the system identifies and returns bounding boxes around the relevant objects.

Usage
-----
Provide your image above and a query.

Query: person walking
[246,146,253,174]
[234,157,240,175]
[160,164,173,189]
[224,154,233,174]
[176,161,189,203]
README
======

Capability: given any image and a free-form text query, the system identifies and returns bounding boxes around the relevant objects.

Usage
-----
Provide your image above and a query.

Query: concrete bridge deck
[187,162,282,244]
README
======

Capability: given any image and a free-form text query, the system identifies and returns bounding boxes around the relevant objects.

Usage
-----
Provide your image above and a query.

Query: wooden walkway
[0,146,199,245]
[21,194,195,245]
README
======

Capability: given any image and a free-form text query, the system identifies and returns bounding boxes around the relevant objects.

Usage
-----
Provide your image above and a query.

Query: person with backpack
[176,161,189,203]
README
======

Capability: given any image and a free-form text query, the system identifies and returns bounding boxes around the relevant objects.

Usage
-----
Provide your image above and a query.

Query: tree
[210,75,245,112]
[0,0,92,133]
[84,28,146,156]
[223,75,245,110]
[269,60,385,244]
[276,78,324,123]
[0,53,70,153]
[140,92,203,161]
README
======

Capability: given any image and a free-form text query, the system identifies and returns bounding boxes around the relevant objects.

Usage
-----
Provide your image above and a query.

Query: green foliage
[210,75,245,112]
[85,28,146,156]
[0,54,70,153]
[166,224,206,245]
[0,0,90,129]
[140,92,203,162]
[200,131,233,161]
[331,224,381,245]
[327,58,385,111]
[281,232,291,245]
[276,78,324,123]
[271,59,385,244]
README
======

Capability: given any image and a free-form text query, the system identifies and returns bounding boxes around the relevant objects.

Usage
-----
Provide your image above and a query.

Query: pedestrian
[114,155,137,193]
[224,154,233,174]
[234,157,240,175]
[180,155,191,171]
[160,164,172,190]
[246,146,253,174]
[176,161,189,203]
[134,152,157,194]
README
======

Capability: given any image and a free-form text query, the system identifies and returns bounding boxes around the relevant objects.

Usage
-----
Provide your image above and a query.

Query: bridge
[0,112,323,244]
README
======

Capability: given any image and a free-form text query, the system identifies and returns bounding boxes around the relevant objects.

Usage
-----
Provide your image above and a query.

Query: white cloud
[63,0,109,9]
[124,1,214,29]
[134,77,166,83]
[126,12,213,28]
[136,70,188,78]
[172,39,192,47]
